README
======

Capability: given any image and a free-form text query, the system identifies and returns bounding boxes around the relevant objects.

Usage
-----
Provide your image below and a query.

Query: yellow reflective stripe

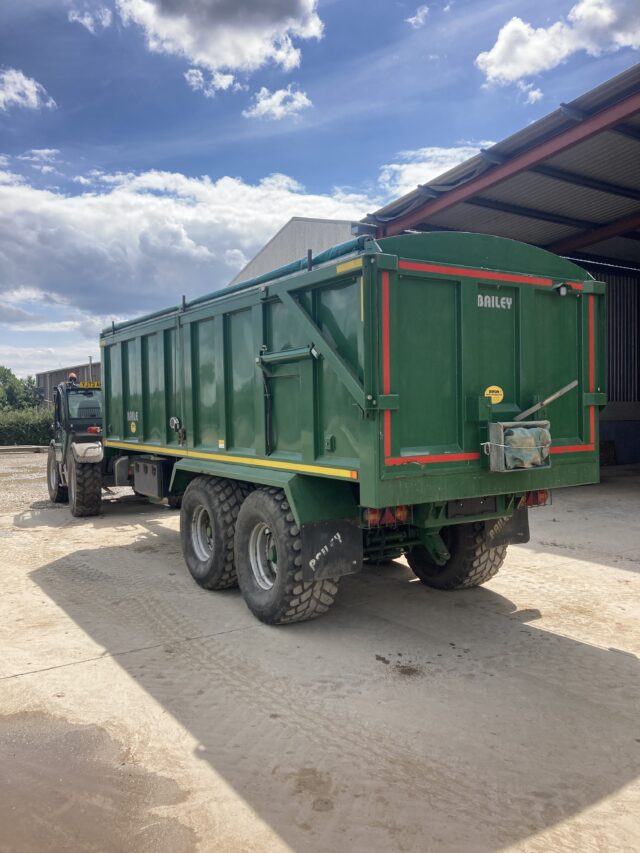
[103,440,358,480]
[336,257,363,274]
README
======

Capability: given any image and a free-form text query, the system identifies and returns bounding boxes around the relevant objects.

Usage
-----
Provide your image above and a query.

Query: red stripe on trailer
[398,260,555,287]
[386,452,481,466]
[382,272,391,394]
[550,294,596,454]
[551,443,595,454]
[588,295,595,392]
[382,271,393,458]
[384,410,391,458]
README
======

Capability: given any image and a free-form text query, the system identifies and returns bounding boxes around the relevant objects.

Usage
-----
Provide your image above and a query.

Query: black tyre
[407,521,506,590]
[68,455,102,517]
[234,488,339,625]
[168,494,182,510]
[47,446,68,504]
[180,477,243,590]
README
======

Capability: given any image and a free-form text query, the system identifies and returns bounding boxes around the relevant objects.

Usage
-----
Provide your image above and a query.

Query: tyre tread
[408,522,506,590]
[183,476,245,590]
[236,487,339,625]
[71,460,102,517]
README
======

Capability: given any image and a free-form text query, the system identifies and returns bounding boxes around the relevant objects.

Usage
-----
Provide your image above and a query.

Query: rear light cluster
[87,425,102,434]
[520,489,551,508]
[363,505,411,527]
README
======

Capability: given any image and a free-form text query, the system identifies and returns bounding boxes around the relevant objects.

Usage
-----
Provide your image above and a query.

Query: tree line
[0,366,40,411]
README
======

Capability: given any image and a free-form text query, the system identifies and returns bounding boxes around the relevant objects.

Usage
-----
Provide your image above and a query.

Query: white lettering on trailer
[308,531,343,573]
[478,295,513,310]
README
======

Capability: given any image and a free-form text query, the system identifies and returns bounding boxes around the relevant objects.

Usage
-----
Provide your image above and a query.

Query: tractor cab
[48,374,104,515]
[53,377,102,449]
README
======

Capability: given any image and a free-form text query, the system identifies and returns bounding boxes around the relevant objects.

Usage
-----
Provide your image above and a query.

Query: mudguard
[485,506,530,547]
[71,442,104,464]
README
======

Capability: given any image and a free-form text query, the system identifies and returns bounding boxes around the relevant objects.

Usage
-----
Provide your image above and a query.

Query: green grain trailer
[98,232,606,624]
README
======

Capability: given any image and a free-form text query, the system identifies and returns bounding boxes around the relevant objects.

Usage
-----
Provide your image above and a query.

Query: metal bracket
[377,394,399,411]
[581,279,606,295]
[278,290,367,411]
[420,531,450,566]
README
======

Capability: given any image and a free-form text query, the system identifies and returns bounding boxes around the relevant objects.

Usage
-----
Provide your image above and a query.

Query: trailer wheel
[68,455,102,518]
[234,488,339,625]
[47,446,68,504]
[180,477,243,590]
[407,522,506,590]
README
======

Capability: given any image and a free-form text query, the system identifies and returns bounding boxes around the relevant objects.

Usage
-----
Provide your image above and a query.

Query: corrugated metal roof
[367,62,640,266]
[545,132,640,191]
[425,204,577,245]
[581,236,640,262]
[478,170,640,224]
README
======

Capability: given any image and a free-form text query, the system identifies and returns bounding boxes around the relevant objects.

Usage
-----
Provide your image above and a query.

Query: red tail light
[521,489,550,508]
[364,508,381,526]
[87,425,102,434]
[363,505,411,527]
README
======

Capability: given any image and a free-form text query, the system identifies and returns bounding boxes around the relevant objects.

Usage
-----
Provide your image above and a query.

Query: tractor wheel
[168,494,182,510]
[47,446,68,504]
[68,455,102,517]
[180,477,243,590]
[407,521,506,590]
[234,488,339,625]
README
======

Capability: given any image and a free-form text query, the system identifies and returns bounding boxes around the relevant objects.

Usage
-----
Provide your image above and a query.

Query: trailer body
[98,231,605,619]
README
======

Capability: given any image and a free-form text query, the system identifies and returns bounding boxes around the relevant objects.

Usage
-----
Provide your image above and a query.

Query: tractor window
[67,390,102,420]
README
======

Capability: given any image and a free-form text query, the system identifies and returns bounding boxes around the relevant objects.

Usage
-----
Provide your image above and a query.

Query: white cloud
[476,0,640,86]
[0,155,9,168]
[224,247,248,269]
[0,170,25,186]
[0,343,103,378]
[406,5,429,29]
[115,0,323,88]
[184,67,234,98]
[2,286,67,305]
[0,68,56,112]
[68,5,113,33]
[72,175,92,185]
[0,168,371,322]
[378,142,493,197]
[518,81,543,103]
[18,148,61,163]
[243,85,312,120]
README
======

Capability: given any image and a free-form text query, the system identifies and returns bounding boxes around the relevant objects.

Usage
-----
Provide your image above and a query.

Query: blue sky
[0,0,638,375]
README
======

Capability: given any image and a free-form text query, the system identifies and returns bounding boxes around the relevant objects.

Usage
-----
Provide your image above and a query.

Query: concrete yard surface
[1,452,639,852]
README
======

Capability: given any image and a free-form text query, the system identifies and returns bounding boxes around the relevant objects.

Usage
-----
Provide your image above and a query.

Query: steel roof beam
[546,210,640,254]
[380,88,640,237]
[612,123,640,142]
[533,164,640,201]
[468,197,595,230]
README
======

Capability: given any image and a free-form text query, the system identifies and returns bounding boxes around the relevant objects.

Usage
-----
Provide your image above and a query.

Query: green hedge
[0,408,53,446]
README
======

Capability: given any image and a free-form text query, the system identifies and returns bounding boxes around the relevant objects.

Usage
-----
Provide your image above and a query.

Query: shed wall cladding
[36,362,101,408]
[579,263,640,465]
[603,269,640,403]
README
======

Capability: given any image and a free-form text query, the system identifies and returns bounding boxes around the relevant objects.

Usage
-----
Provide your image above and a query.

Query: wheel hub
[248,522,278,590]
[191,505,214,562]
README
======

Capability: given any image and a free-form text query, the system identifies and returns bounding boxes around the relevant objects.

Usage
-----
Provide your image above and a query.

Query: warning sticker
[484,385,504,405]
[130,422,137,434]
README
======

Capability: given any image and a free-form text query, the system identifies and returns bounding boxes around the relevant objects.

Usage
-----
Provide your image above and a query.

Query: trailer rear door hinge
[583,392,606,406]
[377,395,399,411]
